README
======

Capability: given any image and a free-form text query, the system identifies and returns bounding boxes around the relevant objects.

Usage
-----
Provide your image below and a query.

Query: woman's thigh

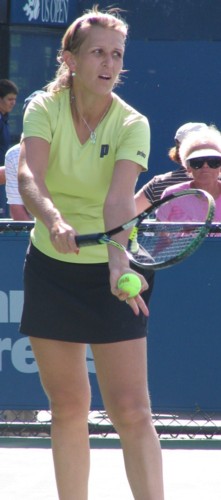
[30,337,90,408]
[91,338,151,417]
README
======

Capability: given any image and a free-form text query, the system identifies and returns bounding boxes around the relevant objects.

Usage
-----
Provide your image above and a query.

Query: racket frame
[76,188,216,270]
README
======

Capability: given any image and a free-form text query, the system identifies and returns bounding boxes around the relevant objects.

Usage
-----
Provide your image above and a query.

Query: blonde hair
[168,144,181,164]
[179,125,221,167]
[47,5,128,92]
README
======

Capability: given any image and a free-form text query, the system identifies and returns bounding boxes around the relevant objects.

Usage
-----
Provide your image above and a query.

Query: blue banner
[148,237,221,413]
[10,0,77,27]
[1,229,221,413]
[0,230,103,410]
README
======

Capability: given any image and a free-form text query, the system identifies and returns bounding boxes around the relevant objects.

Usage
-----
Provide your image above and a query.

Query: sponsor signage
[10,0,77,27]
[0,231,103,410]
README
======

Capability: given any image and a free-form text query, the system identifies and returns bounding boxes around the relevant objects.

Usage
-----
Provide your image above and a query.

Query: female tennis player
[18,6,164,500]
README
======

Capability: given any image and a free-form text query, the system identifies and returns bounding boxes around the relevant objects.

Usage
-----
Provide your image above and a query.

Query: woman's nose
[102,54,113,67]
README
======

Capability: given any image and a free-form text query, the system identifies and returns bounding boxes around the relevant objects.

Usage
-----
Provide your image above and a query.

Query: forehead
[2,93,17,100]
[80,25,125,51]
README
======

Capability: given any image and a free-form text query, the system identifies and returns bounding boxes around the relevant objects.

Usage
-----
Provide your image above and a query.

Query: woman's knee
[51,393,90,423]
[108,397,153,432]
[46,383,91,422]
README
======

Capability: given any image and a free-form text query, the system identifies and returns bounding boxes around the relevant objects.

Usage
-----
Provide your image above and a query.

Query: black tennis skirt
[19,244,155,344]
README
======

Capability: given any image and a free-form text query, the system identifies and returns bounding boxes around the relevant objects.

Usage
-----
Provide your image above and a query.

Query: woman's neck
[70,88,113,122]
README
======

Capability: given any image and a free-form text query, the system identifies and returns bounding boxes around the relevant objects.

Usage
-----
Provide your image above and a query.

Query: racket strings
[127,189,216,268]
[134,226,204,266]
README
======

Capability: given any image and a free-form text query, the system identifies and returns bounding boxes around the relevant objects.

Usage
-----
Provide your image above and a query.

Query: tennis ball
[118,273,142,298]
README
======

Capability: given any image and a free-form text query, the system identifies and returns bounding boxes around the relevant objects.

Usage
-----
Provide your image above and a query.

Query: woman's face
[187,157,221,183]
[71,26,125,96]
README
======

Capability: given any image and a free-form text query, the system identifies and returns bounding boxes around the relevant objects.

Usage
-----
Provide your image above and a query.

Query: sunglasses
[188,156,221,169]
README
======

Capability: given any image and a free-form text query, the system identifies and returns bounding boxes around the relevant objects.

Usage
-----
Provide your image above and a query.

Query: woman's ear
[62,50,76,73]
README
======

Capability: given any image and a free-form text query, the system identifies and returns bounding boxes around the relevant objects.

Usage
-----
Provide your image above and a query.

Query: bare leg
[92,338,164,500]
[30,337,91,500]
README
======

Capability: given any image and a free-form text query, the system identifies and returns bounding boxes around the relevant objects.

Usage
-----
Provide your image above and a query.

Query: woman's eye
[93,49,102,55]
[93,49,122,58]
[113,51,122,58]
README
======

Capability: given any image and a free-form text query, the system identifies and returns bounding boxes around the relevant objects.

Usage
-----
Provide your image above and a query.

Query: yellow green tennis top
[23,89,150,263]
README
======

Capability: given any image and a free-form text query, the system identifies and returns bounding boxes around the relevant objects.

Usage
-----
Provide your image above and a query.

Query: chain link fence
[1,409,221,442]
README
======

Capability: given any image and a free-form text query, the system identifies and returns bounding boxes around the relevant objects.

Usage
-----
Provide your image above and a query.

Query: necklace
[70,94,110,144]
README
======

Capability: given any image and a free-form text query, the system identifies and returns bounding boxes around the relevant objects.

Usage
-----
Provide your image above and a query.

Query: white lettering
[41,0,50,22]
[0,290,24,323]
[58,0,68,23]
[0,338,95,374]
[12,337,37,373]
[41,0,68,24]
[9,291,24,323]
[0,337,11,369]
[0,291,8,322]
[0,337,38,373]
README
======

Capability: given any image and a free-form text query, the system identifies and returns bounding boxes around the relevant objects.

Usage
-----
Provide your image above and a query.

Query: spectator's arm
[0,166,6,185]
[9,204,32,221]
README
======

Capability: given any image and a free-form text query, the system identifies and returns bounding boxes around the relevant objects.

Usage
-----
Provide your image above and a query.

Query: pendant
[90,131,96,144]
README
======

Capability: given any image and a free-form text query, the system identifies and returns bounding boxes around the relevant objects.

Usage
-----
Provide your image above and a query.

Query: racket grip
[75,234,102,247]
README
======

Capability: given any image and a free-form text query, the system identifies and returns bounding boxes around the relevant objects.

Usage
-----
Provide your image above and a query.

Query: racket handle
[75,234,102,247]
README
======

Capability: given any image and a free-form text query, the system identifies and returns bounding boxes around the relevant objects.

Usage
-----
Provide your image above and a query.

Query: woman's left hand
[110,268,149,317]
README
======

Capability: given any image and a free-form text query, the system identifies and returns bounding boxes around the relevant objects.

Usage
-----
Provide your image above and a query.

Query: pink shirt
[157,181,221,222]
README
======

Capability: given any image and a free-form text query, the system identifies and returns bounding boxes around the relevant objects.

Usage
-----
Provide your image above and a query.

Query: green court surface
[0,437,221,499]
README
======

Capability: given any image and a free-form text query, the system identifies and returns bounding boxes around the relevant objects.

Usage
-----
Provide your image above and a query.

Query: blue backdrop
[0,231,220,413]
[7,39,221,191]
[1,0,221,412]
[0,231,103,410]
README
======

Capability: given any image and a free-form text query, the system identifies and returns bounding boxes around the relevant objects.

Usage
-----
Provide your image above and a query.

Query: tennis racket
[75,189,216,270]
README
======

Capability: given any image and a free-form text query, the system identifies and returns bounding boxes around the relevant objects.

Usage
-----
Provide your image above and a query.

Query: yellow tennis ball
[118,273,142,298]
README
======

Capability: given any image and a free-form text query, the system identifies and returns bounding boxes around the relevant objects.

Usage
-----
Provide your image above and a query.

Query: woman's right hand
[50,219,79,254]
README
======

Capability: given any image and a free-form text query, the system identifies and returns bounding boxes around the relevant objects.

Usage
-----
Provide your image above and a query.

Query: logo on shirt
[100,145,109,158]
[137,150,146,159]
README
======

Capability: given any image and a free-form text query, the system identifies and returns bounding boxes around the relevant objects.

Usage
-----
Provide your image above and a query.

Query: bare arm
[134,186,152,215]
[0,166,6,185]
[104,160,149,316]
[18,137,79,254]
[9,204,32,221]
